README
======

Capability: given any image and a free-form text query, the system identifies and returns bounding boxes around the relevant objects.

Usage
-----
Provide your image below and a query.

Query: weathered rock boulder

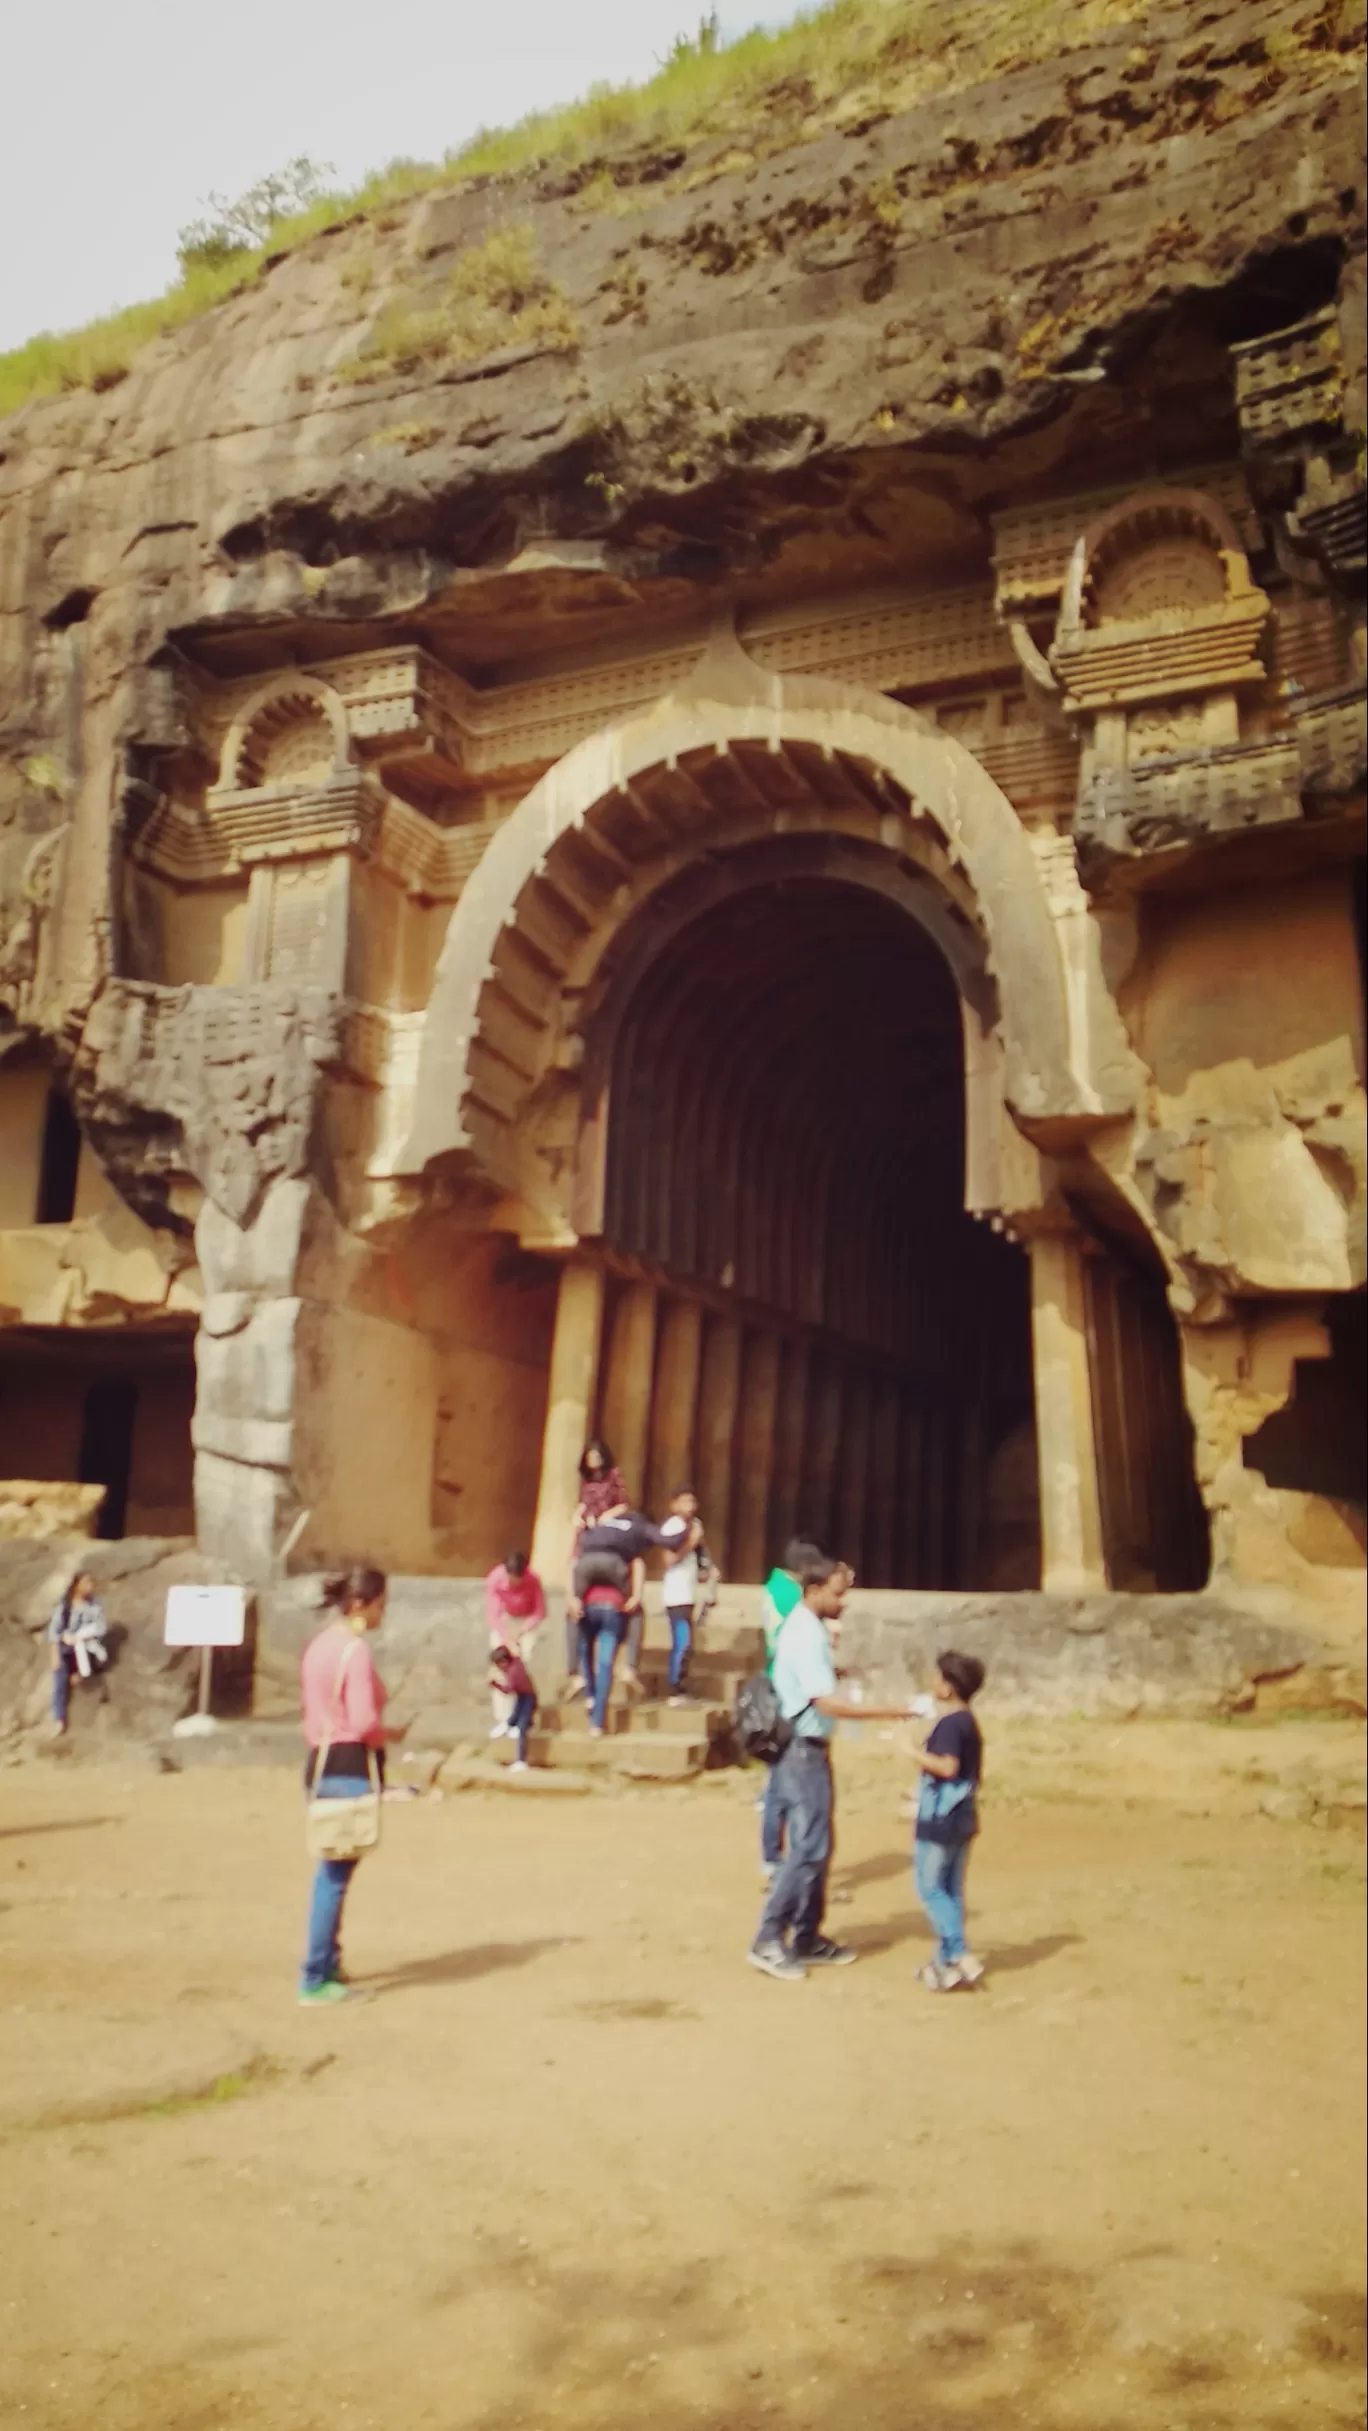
[0,1480,105,1540]
[0,1535,251,1755]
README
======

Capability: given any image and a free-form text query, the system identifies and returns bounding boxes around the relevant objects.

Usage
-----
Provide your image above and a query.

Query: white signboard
[164,1584,247,1649]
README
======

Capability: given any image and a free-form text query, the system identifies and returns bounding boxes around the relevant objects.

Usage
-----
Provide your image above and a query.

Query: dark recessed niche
[42,587,97,630]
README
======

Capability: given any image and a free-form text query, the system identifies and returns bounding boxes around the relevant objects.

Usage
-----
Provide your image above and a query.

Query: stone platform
[2,1541,1362,1766]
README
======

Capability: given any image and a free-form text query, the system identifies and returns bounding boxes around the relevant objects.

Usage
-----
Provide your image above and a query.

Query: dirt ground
[1,1717,1364,2431]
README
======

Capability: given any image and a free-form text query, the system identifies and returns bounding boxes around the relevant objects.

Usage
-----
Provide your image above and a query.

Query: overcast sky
[1,2,798,354]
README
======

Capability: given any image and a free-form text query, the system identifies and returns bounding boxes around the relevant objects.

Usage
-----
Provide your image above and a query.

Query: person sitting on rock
[47,1570,108,1739]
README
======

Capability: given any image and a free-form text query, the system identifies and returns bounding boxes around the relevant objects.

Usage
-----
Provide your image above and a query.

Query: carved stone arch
[1065,486,1259,637]
[400,655,1135,1194]
[215,673,352,796]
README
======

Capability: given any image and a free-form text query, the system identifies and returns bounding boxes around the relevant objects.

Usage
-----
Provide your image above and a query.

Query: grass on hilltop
[0,0,1150,423]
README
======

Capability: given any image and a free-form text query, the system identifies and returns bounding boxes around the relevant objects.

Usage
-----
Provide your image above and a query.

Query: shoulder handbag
[305,1638,383,1861]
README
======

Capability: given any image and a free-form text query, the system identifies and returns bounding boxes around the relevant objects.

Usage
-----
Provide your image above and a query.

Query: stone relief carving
[73,982,344,1229]
[1232,306,1367,600]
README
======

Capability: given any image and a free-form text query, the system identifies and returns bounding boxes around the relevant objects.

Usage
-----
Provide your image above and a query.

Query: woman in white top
[47,1570,109,1737]
[660,1487,714,1705]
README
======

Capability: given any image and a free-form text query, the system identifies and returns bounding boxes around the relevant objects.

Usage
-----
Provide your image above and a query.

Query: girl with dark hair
[298,1565,402,2006]
[47,1570,108,1738]
[576,1437,627,1520]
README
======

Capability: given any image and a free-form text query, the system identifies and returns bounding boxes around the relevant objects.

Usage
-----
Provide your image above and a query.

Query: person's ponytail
[320,1564,387,1614]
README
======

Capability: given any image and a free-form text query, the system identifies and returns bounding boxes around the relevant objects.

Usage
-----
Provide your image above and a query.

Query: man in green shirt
[759,1539,825,1882]
[749,1556,917,1982]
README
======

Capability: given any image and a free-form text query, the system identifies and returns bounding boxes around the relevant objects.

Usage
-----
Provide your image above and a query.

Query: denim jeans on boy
[580,1604,625,1731]
[302,1775,369,1991]
[754,1738,834,1955]
[666,1607,692,1693]
[914,1837,972,1966]
[507,1689,536,1762]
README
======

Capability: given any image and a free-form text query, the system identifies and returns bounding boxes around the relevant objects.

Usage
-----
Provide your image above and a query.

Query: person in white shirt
[660,1486,716,1705]
[748,1556,916,1983]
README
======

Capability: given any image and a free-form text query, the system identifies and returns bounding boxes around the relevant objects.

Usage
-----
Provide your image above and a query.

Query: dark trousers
[753,1738,834,1955]
[760,1763,786,1866]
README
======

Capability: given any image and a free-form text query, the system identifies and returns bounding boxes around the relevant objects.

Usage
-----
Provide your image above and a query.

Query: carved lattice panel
[1092,538,1227,623]
[266,871,341,989]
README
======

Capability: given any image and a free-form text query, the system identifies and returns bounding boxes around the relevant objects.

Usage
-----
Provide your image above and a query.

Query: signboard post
[164,1585,248,1738]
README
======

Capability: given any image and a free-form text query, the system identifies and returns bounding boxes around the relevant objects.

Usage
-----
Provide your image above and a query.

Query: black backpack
[734,1670,797,1765]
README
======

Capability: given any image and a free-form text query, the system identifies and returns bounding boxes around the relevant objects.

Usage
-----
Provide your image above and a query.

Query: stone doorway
[0,1327,197,1541]
[570,865,1038,1588]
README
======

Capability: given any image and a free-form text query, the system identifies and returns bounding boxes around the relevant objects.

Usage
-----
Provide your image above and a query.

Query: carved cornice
[991,464,1255,615]
[190,587,1022,793]
[131,771,502,900]
[1073,685,1367,892]
[1230,307,1344,453]
[1294,683,1368,799]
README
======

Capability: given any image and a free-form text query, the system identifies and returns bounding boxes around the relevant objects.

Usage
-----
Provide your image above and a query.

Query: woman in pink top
[485,1549,546,1739]
[299,1564,402,2006]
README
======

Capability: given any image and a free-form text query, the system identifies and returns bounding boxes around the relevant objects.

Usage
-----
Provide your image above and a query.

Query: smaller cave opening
[1193,237,1344,344]
[1243,1292,1367,1517]
[42,587,97,630]
[35,1089,81,1225]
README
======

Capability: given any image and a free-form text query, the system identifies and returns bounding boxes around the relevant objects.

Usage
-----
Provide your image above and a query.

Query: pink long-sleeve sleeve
[301,1624,387,1748]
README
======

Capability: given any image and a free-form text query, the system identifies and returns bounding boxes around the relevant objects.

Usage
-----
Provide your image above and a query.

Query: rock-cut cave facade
[0,27,1364,1634]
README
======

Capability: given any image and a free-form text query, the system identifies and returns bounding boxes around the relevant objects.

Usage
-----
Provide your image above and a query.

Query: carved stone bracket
[72,981,345,1229]
[1231,307,1367,600]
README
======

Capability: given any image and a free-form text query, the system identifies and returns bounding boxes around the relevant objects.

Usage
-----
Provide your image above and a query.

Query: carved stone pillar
[647,1297,703,1515]
[1028,1230,1107,1591]
[530,1257,605,1581]
[867,1377,900,1587]
[193,1177,314,1580]
[766,1337,809,1569]
[731,1332,782,1583]
[696,1316,743,1573]
[836,1368,873,1579]
[598,1278,658,1504]
[803,1356,844,1555]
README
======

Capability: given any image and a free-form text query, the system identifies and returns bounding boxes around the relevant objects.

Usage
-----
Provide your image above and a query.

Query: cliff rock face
[2,0,1363,1043]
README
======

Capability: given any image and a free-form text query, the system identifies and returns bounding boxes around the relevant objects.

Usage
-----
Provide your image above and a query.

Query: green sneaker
[298,1979,353,2007]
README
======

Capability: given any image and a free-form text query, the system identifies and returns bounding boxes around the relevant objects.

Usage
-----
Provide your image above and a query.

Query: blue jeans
[581,1604,625,1731]
[754,1738,834,1955]
[667,1607,692,1693]
[508,1690,536,1762]
[760,1764,786,1867]
[914,1837,972,1965]
[51,1647,78,1724]
[302,1776,368,1990]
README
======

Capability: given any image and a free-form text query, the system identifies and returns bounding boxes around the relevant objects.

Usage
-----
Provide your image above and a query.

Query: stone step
[635,1661,747,1698]
[546,1701,725,1743]
[495,1733,708,1780]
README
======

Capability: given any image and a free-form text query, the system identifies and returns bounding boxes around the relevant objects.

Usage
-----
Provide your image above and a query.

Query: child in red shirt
[484,1550,545,1739]
[489,1643,537,1770]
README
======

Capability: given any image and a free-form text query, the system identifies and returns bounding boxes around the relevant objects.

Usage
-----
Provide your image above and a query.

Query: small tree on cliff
[177,157,335,272]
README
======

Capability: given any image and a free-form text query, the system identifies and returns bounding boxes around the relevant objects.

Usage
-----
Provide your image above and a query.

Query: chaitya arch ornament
[1050,487,1271,731]
[399,628,1137,1195]
[211,673,353,802]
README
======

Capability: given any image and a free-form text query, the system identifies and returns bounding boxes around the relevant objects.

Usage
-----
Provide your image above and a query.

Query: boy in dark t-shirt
[910,1650,986,1991]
